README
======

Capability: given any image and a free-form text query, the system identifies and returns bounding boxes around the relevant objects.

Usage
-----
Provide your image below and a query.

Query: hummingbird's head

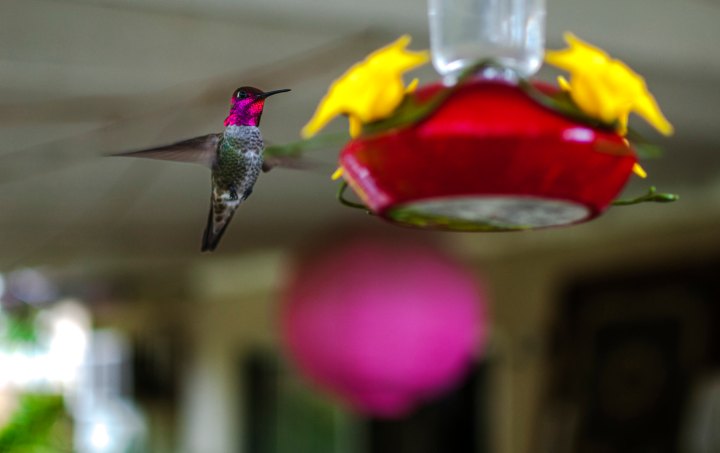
[224,86,291,127]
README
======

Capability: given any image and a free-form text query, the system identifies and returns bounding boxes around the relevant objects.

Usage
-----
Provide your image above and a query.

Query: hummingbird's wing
[262,155,316,172]
[261,134,348,172]
[113,134,222,167]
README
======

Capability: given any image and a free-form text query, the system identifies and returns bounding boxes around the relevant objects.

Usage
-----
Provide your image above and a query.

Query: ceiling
[1,0,720,271]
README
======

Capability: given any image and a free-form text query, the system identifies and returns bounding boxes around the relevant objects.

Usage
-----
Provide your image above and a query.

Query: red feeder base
[339,80,637,231]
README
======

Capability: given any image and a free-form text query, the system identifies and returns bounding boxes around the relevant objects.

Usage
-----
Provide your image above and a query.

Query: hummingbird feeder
[281,0,675,231]
[338,0,643,231]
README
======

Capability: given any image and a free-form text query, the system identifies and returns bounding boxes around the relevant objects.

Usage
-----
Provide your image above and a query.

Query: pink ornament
[280,239,488,417]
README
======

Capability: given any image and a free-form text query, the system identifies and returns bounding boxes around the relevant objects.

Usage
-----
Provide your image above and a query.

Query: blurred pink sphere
[280,239,488,417]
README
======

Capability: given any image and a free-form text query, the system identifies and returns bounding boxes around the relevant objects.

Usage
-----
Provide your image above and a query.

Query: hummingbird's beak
[260,88,291,99]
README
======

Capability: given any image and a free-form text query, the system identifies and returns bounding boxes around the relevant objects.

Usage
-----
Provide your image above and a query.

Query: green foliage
[275,378,343,453]
[1,308,38,345]
[0,394,72,453]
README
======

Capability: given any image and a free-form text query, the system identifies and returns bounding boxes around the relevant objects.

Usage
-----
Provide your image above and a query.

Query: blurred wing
[262,155,317,172]
[114,133,221,167]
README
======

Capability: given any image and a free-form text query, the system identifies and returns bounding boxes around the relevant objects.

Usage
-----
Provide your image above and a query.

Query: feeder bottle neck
[428,0,546,84]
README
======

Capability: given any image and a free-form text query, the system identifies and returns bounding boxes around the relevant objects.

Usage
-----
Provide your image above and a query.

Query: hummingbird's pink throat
[224,99,266,127]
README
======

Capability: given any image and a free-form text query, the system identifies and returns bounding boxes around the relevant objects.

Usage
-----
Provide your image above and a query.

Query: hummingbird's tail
[201,195,240,252]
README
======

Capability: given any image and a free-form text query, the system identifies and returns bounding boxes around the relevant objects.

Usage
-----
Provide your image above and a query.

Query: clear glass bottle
[428,0,546,83]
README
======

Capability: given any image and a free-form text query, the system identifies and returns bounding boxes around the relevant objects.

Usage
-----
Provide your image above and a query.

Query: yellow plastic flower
[301,35,429,139]
[331,167,345,180]
[545,33,673,137]
[632,163,647,179]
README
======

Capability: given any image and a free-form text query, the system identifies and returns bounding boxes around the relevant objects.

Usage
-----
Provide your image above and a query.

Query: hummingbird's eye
[236,90,248,99]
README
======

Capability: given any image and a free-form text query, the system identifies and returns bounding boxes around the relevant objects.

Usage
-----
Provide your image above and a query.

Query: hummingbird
[116,86,291,252]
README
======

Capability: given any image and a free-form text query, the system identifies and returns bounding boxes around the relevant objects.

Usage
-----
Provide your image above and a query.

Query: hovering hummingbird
[117,86,291,252]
